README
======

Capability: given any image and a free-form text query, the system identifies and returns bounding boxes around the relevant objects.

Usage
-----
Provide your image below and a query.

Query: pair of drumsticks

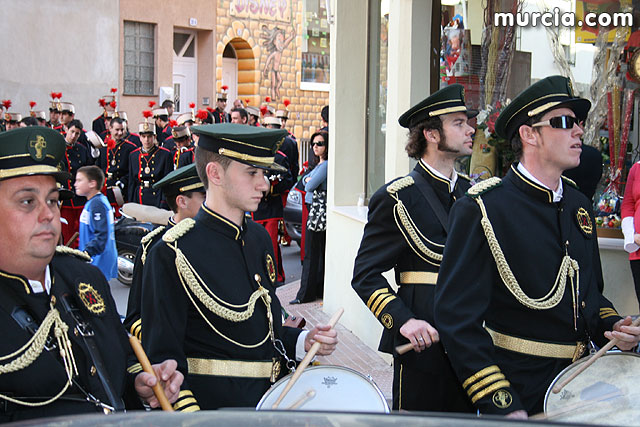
[129,308,345,412]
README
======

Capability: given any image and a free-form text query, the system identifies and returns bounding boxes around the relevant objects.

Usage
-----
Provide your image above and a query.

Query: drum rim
[543,351,640,413]
[256,364,390,412]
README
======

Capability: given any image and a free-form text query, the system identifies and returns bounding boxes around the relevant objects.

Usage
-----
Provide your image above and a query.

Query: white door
[222,57,238,113]
[173,31,197,115]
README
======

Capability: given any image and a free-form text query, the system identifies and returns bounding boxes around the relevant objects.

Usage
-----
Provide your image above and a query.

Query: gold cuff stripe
[466,373,506,397]
[399,271,438,285]
[179,403,201,412]
[374,295,396,318]
[486,326,582,359]
[599,308,617,314]
[428,105,468,117]
[129,319,141,336]
[471,380,511,404]
[601,312,620,319]
[0,165,62,179]
[127,363,143,374]
[462,365,500,389]
[187,357,273,378]
[370,292,393,314]
[179,182,204,193]
[218,148,274,165]
[366,288,389,309]
[174,396,198,410]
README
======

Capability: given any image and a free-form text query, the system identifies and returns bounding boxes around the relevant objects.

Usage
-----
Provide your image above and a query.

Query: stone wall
[216,0,329,139]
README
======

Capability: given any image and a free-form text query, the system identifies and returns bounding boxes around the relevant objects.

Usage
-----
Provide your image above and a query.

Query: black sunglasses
[532,115,583,130]
[311,141,325,147]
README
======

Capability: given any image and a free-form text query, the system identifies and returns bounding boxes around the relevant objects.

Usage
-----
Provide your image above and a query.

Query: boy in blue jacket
[75,165,118,280]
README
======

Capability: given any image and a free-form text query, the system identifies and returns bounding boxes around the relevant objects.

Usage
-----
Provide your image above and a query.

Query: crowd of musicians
[0,74,639,422]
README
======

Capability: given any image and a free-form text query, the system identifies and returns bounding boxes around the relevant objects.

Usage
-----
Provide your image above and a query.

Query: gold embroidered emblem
[78,282,106,315]
[143,123,150,131]
[492,389,512,409]
[381,313,393,329]
[576,207,592,235]
[4,113,11,121]
[29,135,47,160]
[266,254,276,283]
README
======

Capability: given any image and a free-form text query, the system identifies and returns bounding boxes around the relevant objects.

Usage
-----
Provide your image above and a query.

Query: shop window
[301,0,330,91]
[124,21,155,96]
[365,0,389,199]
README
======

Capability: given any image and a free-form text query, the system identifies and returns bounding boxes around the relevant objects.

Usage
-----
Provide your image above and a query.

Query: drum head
[544,352,640,424]
[256,365,389,412]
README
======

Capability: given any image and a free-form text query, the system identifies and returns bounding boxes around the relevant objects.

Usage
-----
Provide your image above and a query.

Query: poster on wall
[230,0,292,23]
[575,0,631,43]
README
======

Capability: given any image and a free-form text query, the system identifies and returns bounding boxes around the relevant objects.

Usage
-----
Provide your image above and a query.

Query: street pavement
[109,242,393,404]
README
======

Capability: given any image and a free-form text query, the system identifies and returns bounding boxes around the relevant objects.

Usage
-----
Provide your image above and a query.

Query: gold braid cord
[475,195,579,310]
[55,246,91,262]
[141,226,165,264]
[0,304,78,407]
[387,176,444,266]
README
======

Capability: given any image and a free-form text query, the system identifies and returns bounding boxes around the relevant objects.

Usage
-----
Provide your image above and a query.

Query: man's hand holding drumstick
[398,318,439,353]
[605,315,640,351]
[303,322,339,355]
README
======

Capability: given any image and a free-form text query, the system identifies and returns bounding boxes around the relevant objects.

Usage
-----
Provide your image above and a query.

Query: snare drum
[256,365,389,412]
[544,352,640,424]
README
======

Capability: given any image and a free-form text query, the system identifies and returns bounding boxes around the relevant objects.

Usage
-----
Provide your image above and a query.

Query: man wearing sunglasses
[434,75,640,419]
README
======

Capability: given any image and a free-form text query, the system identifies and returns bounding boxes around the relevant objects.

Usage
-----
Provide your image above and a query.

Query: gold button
[581,301,586,309]
[74,328,79,336]
[90,366,97,376]
[50,295,56,305]
[254,274,261,284]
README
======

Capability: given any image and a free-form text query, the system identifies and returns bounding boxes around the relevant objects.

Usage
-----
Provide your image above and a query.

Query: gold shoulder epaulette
[561,175,578,189]
[141,225,166,245]
[386,176,414,194]
[55,246,92,262]
[458,172,471,181]
[163,218,196,243]
[467,177,502,197]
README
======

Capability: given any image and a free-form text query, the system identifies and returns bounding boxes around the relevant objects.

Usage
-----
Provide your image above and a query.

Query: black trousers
[629,260,640,310]
[295,222,326,303]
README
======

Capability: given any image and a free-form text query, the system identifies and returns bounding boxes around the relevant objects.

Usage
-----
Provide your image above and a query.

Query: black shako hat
[153,163,204,196]
[495,75,591,141]
[191,123,288,173]
[0,126,70,181]
[398,84,478,129]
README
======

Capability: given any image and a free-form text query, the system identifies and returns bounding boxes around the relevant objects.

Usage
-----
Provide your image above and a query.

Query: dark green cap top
[191,123,288,173]
[153,163,204,195]
[495,75,591,141]
[398,84,478,128]
[0,126,70,181]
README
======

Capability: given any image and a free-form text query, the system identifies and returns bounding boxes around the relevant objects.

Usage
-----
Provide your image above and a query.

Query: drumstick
[128,334,174,412]
[271,308,344,409]
[395,343,414,355]
[552,316,640,394]
[530,390,622,420]
[286,389,316,410]
[65,232,79,247]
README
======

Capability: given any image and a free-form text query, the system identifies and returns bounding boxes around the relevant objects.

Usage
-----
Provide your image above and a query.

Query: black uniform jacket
[127,145,173,207]
[434,165,623,415]
[280,136,299,179]
[0,249,142,422]
[177,148,194,168]
[141,206,301,410]
[98,139,138,196]
[252,151,294,222]
[60,142,92,208]
[352,161,470,362]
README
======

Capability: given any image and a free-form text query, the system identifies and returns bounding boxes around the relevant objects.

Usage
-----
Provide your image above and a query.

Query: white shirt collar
[516,163,563,202]
[421,159,458,193]
[29,265,52,294]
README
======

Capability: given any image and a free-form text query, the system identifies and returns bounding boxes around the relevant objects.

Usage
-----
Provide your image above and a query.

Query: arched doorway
[221,37,259,108]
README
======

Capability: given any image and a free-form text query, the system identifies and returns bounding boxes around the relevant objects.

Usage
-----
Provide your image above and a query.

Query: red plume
[206,107,214,113]
[148,101,156,108]
[109,101,117,109]
[169,119,178,127]
[110,88,117,94]
[221,85,229,91]
[2,100,11,109]
[260,105,268,116]
[245,99,251,105]
[55,92,62,99]
[189,102,195,109]
[196,109,209,120]
[98,98,107,107]
[50,92,57,100]
[142,110,153,119]
[283,99,291,107]
[265,96,271,103]
[105,135,116,150]
[29,101,37,109]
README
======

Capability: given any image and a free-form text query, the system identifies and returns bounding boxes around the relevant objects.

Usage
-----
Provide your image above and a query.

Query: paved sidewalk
[277,281,393,402]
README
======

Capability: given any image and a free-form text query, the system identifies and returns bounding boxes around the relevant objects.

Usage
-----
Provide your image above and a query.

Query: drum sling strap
[0,287,124,413]
[408,170,449,232]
